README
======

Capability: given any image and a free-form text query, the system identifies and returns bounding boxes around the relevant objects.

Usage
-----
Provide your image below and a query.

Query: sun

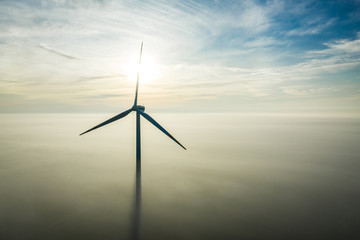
[126,55,159,83]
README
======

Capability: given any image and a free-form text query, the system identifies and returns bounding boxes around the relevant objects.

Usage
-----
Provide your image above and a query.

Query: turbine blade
[80,108,133,136]
[136,108,186,150]
[134,42,143,106]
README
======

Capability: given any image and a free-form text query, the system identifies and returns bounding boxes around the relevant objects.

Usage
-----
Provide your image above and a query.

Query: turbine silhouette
[79,42,186,240]
[79,42,186,150]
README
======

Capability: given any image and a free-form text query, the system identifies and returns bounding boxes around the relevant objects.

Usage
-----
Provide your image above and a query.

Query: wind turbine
[79,41,186,158]
[79,42,186,240]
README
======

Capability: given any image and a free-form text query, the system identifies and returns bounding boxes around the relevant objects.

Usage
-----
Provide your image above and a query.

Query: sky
[0,0,359,114]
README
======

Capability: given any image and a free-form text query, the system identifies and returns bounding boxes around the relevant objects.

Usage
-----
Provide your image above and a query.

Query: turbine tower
[79,42,186,240]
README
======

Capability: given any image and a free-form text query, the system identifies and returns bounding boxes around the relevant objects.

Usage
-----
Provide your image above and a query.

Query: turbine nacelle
[134,105,145,112]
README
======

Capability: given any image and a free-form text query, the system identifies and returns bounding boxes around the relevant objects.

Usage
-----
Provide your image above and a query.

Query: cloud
[247,88,269,97]
[73,75,126,83]
[210,0,284,38]
[236,4,271,33]
[287,18,335,36]
[0,0,359,113]
[243,37,287,48]
[303,33,360,72]
[86,93,128,99]
[281,86,338,96]
[323,36,360,54]
[38,43,79,60]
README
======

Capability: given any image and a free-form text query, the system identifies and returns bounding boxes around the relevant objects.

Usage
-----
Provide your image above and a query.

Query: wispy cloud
[243,37,288,48]
[281,86,338,96]
[286,17,335,36]
[321,34,360,54]
[38,43,79,60]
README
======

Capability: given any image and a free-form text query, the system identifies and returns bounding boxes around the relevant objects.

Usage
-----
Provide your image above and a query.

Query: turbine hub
[137,105,145,112]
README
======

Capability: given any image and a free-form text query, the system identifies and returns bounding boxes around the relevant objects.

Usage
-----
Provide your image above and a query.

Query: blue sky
[0,0,359,114]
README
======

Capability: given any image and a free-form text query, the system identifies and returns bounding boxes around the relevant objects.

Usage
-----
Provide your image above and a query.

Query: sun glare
[126,55,159,83]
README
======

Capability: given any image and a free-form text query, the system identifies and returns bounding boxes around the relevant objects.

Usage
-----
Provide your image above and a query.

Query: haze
[1,113,360,239]
[1,0,360,239]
